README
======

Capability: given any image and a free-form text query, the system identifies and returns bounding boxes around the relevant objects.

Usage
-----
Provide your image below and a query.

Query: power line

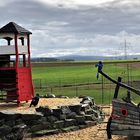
[120,39,131,60]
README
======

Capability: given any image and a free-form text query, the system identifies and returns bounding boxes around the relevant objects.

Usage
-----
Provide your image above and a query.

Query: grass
[32,65,97,86]
[32,61,140,104]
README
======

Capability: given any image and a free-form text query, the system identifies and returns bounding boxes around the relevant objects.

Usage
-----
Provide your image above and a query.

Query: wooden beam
[99,70,140,96]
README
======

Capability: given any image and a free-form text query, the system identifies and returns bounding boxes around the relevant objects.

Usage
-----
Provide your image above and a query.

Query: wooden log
[112,119,140,126]
[112,100,140,111]
[112,130,140,136]
[113,105,140,113]
[113,77,122,99]
[112,117,140,124]
[111,122,140,130]
[99,70,140,96]
[113,104,140,114]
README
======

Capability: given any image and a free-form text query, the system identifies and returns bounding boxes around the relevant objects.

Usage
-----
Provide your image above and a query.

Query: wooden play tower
[0,22,34,104]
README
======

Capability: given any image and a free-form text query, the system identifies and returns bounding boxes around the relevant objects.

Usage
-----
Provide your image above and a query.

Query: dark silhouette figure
[29,94,40,107]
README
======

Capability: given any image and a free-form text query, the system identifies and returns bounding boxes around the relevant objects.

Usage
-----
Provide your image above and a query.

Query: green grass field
[32,61,140,104]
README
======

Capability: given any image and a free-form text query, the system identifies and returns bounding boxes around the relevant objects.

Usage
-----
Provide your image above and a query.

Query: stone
[30,122,52,132]
[67,112,77,119]
[92,110,99,117]
[79,125,88,129]
[22,114,43,121]
[38,117,47,124]
[0,119,5,126]
[78,111,85,116]
[61,126,79,132]
[60,106,71,114]
[2,133,15,140]
[75,115,85,125]
[80,96,94,106]
[12,124,27,140]
[5,120,15,127]
[24,119,41,126]
[85,109,95,114]
[15,119,24,125]
[47,93,56,98]
[36,106,52,116]
[69,104,82,114]
[0,125,12,136]
[54,120,65,129]
[85,121,97,127]
[81,104,91,112]
[0,111,21,120]
[47,115,58,123]
[59,114,66,120]
[85,114,97,121]
[32,129,59,137]
[64,119,77,127]
[52,108,63,118]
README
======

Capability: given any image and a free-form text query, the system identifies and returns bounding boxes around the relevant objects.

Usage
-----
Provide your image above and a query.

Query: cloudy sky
[0,0,140,58]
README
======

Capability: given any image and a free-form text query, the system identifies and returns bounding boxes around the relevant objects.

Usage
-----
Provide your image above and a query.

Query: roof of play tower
[0,22,32,34]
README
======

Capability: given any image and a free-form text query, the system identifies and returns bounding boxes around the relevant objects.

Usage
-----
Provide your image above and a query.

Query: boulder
[36,106,52,116]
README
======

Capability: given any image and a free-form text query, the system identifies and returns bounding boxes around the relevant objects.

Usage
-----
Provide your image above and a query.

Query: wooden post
[113,77,122,99]
[14,34,18,69]
[27,34,31,67]
[99,70,140,96]
[23,54,26,67]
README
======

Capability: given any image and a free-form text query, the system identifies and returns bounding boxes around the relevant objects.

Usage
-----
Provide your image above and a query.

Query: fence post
[76,86,78,97]
[50,87,53,93]
[59,79,61,91]
[101,75,104,104]
[39,79,42,89]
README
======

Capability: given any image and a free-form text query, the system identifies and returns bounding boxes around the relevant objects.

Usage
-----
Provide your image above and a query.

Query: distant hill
[56,55,110,61]
[31,57,59,62]
[31,55,140,62]
[56,55,140,61]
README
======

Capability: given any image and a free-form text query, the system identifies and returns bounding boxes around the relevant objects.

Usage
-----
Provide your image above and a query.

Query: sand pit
[0,98,127,140]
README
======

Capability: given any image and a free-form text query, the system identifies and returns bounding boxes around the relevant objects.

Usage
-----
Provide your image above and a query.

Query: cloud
[30,28,140,57]
[0,0,16,7]
[0,0,140,57]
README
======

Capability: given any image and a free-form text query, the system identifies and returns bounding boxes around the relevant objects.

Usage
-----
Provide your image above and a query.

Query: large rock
[32,129,59,137]
[22,113,43,121]
[66,112,77,119]
[0,119,5,126]
[75,115,85,125]
[36,106,52,116]
[30,122,52,132]
[80,96,94,106]
[61,126,79,132]
[12,124,27,140]
[0,111,21,121]
[52,108,63,118]
[69,104,82,114]
[60,106,71,114]
[21,113,43,126]
[54,120,65,129]
[47,115,58,123]
[64,119,77,127]
[0,125,12,136]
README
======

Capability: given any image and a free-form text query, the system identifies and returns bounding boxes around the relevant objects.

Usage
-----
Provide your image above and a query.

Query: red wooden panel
[17,68,34,102]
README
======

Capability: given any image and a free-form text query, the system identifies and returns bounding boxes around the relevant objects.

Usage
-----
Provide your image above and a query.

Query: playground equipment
[0,22,34,105]
[97,66,140,138]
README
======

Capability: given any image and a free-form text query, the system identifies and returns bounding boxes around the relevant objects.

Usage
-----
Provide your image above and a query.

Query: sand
[0,98,127,140]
